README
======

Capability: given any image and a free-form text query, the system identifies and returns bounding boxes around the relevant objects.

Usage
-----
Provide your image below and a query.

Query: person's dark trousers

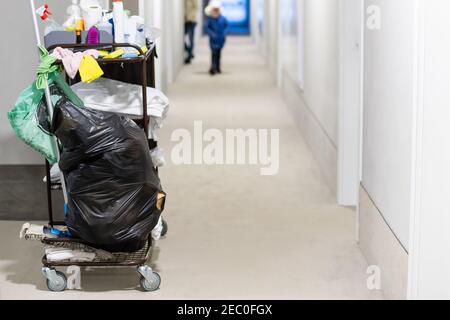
[210,48,222,74]
[184,21,197,63]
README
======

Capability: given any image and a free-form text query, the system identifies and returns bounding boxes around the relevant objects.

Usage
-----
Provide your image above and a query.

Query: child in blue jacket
[204,2,228,75]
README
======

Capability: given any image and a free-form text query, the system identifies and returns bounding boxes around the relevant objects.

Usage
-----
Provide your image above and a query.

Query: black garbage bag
[52,98,166,252]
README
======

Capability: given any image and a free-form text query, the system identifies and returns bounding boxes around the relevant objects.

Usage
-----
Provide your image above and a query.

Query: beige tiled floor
[0,37,383,300]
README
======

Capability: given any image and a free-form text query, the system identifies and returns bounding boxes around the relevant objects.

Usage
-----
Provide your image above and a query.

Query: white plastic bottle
[112,0,125,43]
[131,16,146,47]
[97,11,113,35]
[124,17,137,45]
[63,0,82,30]
[79,0,103,30]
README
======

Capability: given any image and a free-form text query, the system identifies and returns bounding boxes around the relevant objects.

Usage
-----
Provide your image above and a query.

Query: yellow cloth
[104,49,125,59]
[79,55,104,83]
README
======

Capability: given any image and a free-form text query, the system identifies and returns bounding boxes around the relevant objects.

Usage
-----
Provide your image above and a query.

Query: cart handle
[46,43,156,64]
[46,43,146,56]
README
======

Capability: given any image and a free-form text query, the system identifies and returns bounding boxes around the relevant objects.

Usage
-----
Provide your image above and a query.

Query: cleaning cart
[27,0,168,292]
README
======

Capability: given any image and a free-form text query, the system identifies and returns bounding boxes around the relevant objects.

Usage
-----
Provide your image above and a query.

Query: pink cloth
[51,47,100,79]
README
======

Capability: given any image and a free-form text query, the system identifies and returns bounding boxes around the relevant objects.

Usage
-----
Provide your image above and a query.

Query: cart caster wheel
[161,219,168,237]
[46,271,67,292]
[140,272,161,292]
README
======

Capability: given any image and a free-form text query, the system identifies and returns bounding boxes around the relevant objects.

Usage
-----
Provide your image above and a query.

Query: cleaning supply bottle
[133,16,146,48]
[87,26,100,44]
[36,4,63,36]
[63,0,82,31]
[112,0,125,43]
[75,17,85,43]
[127,16,145,47]
[80,0,103,31]
[124,16,137,46]
[97,11,113,36]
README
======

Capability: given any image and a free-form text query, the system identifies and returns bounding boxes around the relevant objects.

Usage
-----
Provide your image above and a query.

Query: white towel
[151,217,164,241]
[45,246,96,262]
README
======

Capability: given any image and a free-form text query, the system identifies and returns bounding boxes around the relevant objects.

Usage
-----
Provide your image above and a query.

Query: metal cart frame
[29,0,165,292]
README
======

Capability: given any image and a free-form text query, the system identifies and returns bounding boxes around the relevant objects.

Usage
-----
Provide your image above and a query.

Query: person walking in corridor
[185,0,199,64]
[204,1,228,75]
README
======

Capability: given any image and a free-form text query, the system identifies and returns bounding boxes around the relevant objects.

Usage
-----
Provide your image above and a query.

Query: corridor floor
[0,37,383,300]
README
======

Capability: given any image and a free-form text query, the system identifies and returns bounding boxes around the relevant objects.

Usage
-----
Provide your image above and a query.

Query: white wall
[258,0,364,206]
[167,0,185,85]
[251,0,265,50]
[142,0,164,88]
[279,0,302,89]
[360,0,450,298]
[253,0,277,78]
[267,0,279,77]
[362,0,450,299]
[408,0,450,300]
[259,0,450,299]
[261,0,359,202]
[302,0,339,145]
[362,0,417,249]
[0,0,68,165]
[142,0,184,91]
[274,0,340,195]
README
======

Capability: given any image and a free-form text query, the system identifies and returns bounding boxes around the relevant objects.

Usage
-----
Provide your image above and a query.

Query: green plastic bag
[7,72,84,164]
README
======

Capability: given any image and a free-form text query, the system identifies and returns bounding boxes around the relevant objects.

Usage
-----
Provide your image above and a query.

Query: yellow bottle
[75,18,85,43]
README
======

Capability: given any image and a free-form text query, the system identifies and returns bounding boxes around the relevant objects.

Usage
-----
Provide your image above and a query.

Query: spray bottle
[36,4,63,36]
[63,0,82,31]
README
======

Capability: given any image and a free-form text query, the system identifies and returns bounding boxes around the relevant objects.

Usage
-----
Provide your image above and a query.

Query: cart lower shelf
[39,219,168,292]
[42,238,152,267]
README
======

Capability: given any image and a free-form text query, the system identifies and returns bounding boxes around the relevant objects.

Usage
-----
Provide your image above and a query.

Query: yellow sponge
[104,49,125,59]
[97,50,110,57]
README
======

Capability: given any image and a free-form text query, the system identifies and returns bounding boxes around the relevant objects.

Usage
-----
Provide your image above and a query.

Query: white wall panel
[362,0,417,249]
